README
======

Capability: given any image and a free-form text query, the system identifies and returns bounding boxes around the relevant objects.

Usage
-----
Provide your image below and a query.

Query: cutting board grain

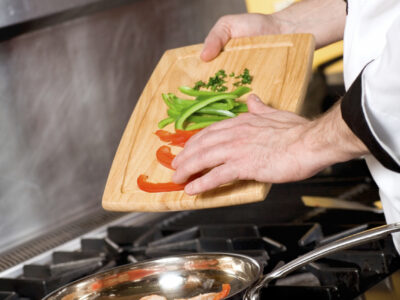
[102,34,315,212]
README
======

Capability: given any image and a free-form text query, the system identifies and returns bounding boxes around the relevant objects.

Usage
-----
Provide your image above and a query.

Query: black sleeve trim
[341,69,400,173]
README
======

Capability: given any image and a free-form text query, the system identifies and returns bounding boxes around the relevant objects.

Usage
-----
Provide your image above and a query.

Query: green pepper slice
[175,94,237,130]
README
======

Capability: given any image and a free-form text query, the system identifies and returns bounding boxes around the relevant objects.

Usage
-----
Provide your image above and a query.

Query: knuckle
[216,16,232,36]
[263,126,275,137]
[226,166,240,182]
[196,136,208,148]
[194,176,209,192]
[204,171,223,189]
[229,158,247,179]
[175,151,187,163]
[237,166,249,180]
[211,166,224,178]
[180,163,194,176]
[231,138,245,149]
[239,122,254,132]
[197,150,209,164]
[236,113,250,120]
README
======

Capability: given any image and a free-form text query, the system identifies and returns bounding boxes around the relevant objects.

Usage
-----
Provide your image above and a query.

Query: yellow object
[246,0,298,13]
[245,0,343,73]
[374,200,383,210]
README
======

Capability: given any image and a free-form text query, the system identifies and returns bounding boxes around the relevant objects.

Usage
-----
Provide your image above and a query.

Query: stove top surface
[0,160,399,299]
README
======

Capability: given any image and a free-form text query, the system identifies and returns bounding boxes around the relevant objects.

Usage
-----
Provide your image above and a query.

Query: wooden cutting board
[102,34,315,212]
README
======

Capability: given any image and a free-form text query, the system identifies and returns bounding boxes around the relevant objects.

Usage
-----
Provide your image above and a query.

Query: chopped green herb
[233,68,253,87]
[193,80,206,90]
[205,69,228,92]
[192,69,253,92]
[216,69,227,78]
[241,68,253,84]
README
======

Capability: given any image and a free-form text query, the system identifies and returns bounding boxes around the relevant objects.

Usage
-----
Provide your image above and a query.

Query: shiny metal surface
[0,0,101,28]
[0,0,148,31]
[0,0,246,253]
[244,222,400,300]
[43,253,261,300]
[42,223,400,300]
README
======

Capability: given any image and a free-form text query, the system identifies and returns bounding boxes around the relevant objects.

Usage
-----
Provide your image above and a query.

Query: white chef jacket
[342,0,400,252]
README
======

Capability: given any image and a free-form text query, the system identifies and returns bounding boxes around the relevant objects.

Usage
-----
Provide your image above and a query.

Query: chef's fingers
[183,111,299,158]
[174,129,232,166]
[173,142,235,184]
[201,17,232,61]
[184,113,254,147]
[181,115,283,164]
[184,162,240,195]
[173,126,250,169]
[186,95,274,145]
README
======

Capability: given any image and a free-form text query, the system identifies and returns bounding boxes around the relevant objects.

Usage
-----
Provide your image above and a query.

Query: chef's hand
[172,95,368,195]
[201,14,281,61]
[201,0,347,61]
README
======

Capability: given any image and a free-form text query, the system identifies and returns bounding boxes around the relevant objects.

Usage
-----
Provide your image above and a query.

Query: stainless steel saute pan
[43,223,400,300]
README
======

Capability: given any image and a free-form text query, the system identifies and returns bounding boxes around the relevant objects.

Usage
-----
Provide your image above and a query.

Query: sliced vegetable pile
[137,69,253,193]
[158,69,253,131]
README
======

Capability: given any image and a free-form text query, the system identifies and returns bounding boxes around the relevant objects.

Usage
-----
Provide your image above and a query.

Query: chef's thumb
[247,94,277,114]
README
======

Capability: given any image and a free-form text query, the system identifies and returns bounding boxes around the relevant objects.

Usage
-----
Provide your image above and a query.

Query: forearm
[273,0,346,49]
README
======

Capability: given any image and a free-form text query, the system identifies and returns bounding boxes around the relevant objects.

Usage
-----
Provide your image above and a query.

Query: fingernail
[185,183,193,194]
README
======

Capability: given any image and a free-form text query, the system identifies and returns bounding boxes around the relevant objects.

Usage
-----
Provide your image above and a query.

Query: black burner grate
[1,160,399,299]
[2,209,399,300]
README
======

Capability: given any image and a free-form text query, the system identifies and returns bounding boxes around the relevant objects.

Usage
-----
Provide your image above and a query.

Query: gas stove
[0,160,399,299]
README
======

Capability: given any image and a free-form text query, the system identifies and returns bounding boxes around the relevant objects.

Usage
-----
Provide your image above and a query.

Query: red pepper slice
[137,175,186,192]
[154,130,174,142]
[155,129,201,147]
[174,129,201,143]
[213,284,231,300]
[156,146,176,170]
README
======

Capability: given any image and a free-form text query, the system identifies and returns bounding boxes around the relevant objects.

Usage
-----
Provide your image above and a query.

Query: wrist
[302,102,369,168]
[270,12,295,35]
[270,0,346,48]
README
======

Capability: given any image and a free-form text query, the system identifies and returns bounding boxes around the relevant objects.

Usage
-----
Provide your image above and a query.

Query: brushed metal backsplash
[0,0,246,253]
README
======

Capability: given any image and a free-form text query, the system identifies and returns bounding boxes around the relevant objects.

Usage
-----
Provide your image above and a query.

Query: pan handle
[244,222,400,300]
